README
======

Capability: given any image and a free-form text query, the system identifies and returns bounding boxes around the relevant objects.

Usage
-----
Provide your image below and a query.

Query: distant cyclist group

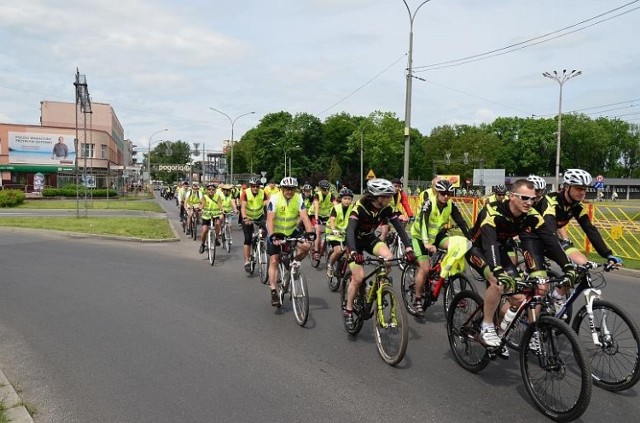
[163,167,636,421]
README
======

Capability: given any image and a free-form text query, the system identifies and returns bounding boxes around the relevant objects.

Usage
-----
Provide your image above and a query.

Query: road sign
[596,174,604,182]
[594,181,605,189]
[260,177,267,184]
[261,171,267,177]
[366,169,376,179]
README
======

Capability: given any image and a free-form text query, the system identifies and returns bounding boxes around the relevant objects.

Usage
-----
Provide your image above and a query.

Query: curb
[0,369,34,423]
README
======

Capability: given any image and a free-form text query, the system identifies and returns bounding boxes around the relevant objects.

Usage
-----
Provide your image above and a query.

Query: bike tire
[181,218,187,234]
[291,271,310,327]
[400,263,419,316]
[207,230,216,266]
[310,252,321,268]
[223,223,231,253]
[520,315,592,422]
[396,237,406,271]
[446,290,491,373]
[373,283,409,366]
[258,240,268,285]
[192,219,198,241]
[327,257,343,292]
[572,299,640,392]
[340,271,365,335]
[442,274,476,316]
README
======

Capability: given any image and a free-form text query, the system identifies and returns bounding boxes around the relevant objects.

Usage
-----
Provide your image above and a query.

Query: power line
[413,1,640,72]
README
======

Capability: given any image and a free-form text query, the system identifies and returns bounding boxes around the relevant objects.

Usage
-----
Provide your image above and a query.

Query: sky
[0,0,638,154]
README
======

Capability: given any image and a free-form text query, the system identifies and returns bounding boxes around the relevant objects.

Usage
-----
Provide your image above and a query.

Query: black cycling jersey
[346,196,411,252]
[469,200,568,272]
[533,191,613,258]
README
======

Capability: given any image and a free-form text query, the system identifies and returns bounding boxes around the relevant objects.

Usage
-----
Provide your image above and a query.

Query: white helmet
[367,178,395,196]
[527,175,547,190]
[563,169,592,187]
[280,176,298,188]
[434,179,455,192]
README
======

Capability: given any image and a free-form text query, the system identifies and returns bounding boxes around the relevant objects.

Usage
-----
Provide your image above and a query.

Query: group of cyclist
[172,168,622,341]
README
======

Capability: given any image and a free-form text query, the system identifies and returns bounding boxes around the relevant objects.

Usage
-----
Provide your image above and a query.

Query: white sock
[552,290,565,300]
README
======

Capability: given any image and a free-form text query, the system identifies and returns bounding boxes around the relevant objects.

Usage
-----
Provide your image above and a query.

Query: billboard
[8,132,76,166]
[473,169,505,187]
[436,174,460,188]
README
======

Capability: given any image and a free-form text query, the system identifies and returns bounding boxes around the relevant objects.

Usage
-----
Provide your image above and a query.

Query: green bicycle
[340,256,409,366]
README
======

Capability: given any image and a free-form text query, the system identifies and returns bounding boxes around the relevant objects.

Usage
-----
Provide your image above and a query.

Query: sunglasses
[438,191,451,196]
[512,192,536,203]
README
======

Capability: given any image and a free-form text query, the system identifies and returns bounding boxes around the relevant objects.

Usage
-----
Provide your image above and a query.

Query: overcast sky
[1,0,638,154]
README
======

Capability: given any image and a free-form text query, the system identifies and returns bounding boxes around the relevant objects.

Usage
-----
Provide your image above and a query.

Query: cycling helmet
[280,176,298,188]
[318,179,330,190]
[192,181,200,187]
[221,184,233,190]
[182,181,189,186]
[527,175,547,190]
[206,183,216,189]
[391,178,402,186]
[434,179,455,192]
[339,188,354,198]
[367,178,395,196]
[493,184,507,194]
[563,169,592,187]
[248,177,260,186]
[302,184,312,191]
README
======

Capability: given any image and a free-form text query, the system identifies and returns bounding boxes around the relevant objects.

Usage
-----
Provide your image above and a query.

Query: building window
[101,144,107,159]
[82,143,94,158]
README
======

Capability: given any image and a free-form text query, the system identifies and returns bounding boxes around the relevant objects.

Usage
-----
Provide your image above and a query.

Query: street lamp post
[284,145,300,178]
[147,128,168,188]
[402,0,432,187]
[209,108,255,184]
[543,69,582,191]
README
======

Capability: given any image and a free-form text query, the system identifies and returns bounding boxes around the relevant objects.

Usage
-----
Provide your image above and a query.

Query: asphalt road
[1,199,639,422]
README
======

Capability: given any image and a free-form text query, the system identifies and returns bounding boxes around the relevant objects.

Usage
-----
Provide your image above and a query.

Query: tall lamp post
[543,69,582,191]
[147,128,168,187]
[284,145,300,178]
[210,108,255,184]
[402,0,432,187]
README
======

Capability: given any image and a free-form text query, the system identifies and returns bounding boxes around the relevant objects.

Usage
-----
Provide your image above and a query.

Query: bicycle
[310,230,327,269]
[508,262,640,392]
[220,212,232,253]
[275,236,311,327]
[385,226,406,271]
[186,207,201,241]
[326,238,348,292]
[248,224,268,285]
[340,256,409,366]
[205,217,219,266]
[400,248,475,317]
[446,276,592,422]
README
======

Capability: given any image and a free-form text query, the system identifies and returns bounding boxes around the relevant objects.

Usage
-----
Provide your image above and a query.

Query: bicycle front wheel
[373,284,409,366]
[446,290,490,373]
[572,299,640,392]
[340,272,365,335]
[291,271,310,327]
[207,230,216,266]
[520,316,592,422]
[258,240,268,285]
[223,223,231,253]
[442,274,475,316]
[400,264,419,316]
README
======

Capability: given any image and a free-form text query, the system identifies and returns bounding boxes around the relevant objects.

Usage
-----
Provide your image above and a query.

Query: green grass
[17,198,164,212]
[0,217,174,239]
[0,401,8,423]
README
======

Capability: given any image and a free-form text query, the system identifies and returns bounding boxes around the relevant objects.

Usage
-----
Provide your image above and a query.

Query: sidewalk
[0,369,34,422]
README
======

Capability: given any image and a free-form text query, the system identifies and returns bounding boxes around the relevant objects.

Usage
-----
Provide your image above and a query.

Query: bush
[0,189,26,207]
[42,184,118,198]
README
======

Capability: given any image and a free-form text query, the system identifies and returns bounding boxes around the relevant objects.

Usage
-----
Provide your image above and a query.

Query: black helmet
[494,184,507,194]
[248,178,260,186]
[339,188,354,198]
[318,180,330,190]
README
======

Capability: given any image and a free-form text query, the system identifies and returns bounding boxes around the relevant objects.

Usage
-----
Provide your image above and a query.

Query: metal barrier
[406,196,640,261]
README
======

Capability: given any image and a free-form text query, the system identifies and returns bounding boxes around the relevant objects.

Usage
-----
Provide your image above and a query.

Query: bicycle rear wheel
[223,222,231,253]
[192,218,198,241]
[572,300,640,392]
[258,240,268,284]
[327,257,343,292]
[340,272,364,335]
[442,274,476,316]
[291,271,310,327]
[373,284,409,366]
[520,316,592,422]
[400,264,420,316]
[207,230,216,266]
[446,290,490,373]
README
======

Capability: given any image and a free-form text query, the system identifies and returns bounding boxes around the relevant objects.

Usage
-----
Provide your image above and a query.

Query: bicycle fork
[375,280,398,329]
[582,287,604,346]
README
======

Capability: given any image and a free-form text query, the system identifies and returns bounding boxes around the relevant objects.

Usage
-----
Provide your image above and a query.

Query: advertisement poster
[8,132,76,165]
[436,174,461,188]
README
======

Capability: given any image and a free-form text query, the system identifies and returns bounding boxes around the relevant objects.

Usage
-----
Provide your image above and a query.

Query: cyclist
[199,183,223,254]
[411,179,471,316]
[379,177,414,242]
[312,179,336,260]
[343,178,416,330]
[177,181,189,222]
[466,178,575,348]
[527,174,547,204]
[241,178,269,273]
[483,184,508,205]
[219,183,238,216]
[301,184,314,211]
[264,179,280,198]
[532,169,623,310]
[326,187,354,278]
[266,177,315,307]
[184,181,203,235]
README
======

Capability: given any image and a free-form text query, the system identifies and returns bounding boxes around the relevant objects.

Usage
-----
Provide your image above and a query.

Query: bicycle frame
[360,258,403,329]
